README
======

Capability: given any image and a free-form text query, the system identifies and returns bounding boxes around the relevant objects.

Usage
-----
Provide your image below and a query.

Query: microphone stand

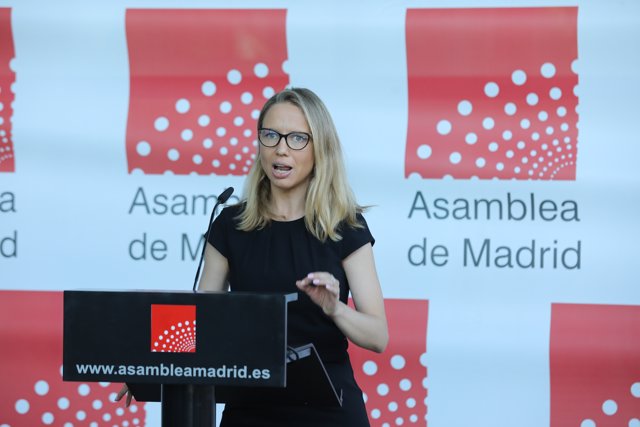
[192,187,234,291]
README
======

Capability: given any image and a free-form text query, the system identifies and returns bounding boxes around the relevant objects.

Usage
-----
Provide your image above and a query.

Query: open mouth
[273,163,292,172]
[272,163,292,178]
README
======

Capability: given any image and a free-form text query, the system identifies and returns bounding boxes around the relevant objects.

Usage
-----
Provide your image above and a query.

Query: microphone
[192,187,234,291]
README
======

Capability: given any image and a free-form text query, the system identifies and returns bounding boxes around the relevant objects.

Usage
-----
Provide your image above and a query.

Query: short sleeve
[338,213,375,260]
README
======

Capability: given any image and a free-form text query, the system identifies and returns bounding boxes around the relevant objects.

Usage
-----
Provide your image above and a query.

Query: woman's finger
[115,385,128,401]
[307,273,339,290]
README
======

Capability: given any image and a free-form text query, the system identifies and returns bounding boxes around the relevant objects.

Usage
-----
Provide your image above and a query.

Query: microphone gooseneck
[192,187,234,291]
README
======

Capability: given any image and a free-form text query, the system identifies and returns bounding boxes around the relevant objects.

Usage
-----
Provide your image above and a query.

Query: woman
[117,88,387,425]
[200,88,388,426]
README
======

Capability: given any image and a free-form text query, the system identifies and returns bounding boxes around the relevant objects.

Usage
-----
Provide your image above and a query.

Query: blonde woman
[199,88,388,426]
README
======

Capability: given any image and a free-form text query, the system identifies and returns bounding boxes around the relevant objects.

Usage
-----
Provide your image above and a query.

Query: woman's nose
[275,136,289,153]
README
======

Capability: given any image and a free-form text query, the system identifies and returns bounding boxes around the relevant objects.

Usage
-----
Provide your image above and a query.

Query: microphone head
[218,187,235,204]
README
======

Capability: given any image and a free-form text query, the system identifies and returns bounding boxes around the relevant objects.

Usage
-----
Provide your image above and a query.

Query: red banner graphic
[125,9,289,175]
[0,8,15,173]
[550,303,640,426]
[406,7,579,180]
[349,299,429,426]
[0,291,144,426]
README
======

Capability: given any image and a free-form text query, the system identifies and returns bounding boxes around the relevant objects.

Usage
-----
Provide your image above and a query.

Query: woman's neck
[269,186,307,221]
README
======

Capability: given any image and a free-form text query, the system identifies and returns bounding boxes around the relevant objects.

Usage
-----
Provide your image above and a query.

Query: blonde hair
[237,88,363,241]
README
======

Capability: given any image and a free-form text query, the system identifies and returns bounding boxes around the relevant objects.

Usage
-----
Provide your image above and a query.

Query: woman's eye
[291,134,306,143]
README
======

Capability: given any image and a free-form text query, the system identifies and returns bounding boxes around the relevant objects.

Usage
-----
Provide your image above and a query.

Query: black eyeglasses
[258,128,312,150]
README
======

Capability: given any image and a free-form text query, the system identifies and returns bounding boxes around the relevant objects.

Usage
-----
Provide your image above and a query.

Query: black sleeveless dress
[208,204,374,427]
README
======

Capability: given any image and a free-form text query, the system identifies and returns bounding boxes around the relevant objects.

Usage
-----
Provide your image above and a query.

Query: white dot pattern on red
[412,63,578,180]
[551,303,640,426]
[152,320,196,353]
[405,8,579,181]
[133,67,287,175]
[0,10,15,172]
[125,9,289,176]
[4,370,144,426]
[0,292,147,426]
[349,299,428,426]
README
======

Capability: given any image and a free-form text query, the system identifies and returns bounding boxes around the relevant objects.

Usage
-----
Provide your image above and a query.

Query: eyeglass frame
[257,128,313,151]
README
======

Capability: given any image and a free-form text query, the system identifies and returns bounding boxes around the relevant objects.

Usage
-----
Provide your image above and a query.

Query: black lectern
[63,290,341,426]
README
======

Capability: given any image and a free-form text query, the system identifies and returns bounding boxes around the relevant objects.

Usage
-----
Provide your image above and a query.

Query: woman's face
[259,102,315,195]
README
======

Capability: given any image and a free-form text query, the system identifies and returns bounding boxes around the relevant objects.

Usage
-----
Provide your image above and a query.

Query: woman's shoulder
[335,211,375,258]
[212,203,245,232]
[219,202,244,219]
[341,210,370,232]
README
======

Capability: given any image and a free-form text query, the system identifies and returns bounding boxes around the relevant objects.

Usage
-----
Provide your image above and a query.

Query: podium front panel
[63,290,295,387]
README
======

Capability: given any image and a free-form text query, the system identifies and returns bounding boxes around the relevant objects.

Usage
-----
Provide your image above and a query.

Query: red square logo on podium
[150,304,197,353]
[406,7,579,180]
[125,9,289,175]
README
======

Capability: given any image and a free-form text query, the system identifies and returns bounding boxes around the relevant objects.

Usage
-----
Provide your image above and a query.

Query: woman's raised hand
[296,272,341,316]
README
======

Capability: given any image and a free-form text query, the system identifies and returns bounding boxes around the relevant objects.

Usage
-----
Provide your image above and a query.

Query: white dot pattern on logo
[408,59,579,180]
[356,353,427,427]
[132,63,288,175]
[0,51,16,172]
[602,398,618,415]
[125,9,290,176]
[631,382,640,398]
[348,299,428,426]
[153,320,197,353]
[576,376,640,426]
[3,367,144,426]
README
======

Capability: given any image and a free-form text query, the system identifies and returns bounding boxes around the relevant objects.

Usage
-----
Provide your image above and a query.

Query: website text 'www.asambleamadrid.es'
[74,362,272,380]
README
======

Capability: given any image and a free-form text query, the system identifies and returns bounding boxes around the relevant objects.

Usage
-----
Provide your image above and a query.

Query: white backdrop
[1,0,640,426]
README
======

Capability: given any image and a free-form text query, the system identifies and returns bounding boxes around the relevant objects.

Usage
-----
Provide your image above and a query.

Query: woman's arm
[198,242,230,292]
[296,243,388,353]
